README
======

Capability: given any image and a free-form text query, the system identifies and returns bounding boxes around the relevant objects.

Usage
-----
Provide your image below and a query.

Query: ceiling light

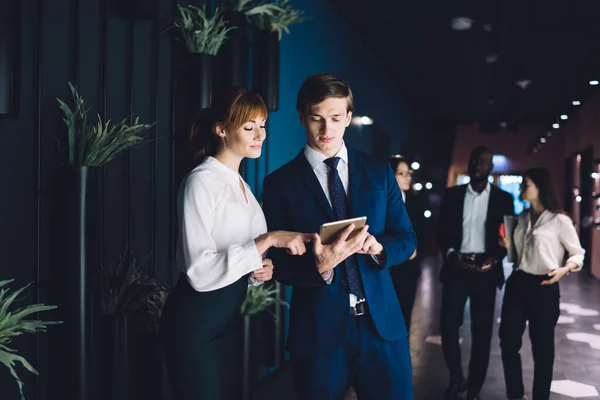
[573,100,581,106]
[553,123,560,129]
[546,131,552,137]
[425,182,433,190]
[451,17,474,31]
[485,54,498,63]
[590,80,599,86]
[424,210,432,218]
[414,183,423,191]
[483,23,493,32]
[411,161,420,170]
[560,115,568,120]
[515,79,532,89]
[360,116,373,125]
[540,137,547,143]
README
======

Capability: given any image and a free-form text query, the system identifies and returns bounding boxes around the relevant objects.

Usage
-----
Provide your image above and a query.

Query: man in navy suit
[263,73,417,399]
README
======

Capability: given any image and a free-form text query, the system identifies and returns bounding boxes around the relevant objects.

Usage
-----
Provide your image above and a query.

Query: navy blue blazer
[262,148,417,357]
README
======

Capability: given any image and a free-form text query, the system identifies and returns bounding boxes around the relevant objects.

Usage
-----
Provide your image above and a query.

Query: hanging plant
[221,0,279,18]
[0,280,61,400]
[172,5,235,55]
[56,83,154,167]
[249,0,309,40]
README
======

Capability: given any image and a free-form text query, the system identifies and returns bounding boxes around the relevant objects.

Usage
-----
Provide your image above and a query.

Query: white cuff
[243,239,264,272]
[321,269,334,284]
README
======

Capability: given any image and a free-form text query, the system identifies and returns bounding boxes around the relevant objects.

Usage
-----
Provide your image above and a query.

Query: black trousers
[440,271,497,396]
[390,260,420,334]
[499,270,560,400]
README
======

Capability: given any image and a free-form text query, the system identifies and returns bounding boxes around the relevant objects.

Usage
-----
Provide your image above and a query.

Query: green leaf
[0,281,61,400]
[56,83,154,167]
[240,284,288,318]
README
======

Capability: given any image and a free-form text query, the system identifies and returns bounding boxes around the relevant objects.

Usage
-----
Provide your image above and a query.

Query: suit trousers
[440,270,497,396]
[390,260,420,335]
[499,270,560,400]
[290,311,413,400]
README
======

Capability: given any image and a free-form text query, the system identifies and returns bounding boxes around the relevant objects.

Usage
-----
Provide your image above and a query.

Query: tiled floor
[255,255,600,399]
[411,255,600,400]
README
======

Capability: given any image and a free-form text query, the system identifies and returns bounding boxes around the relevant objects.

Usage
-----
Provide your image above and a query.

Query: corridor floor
[410,256,600,399]
[254,255,600,399]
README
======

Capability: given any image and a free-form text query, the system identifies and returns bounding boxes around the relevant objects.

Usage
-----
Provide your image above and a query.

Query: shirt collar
[467,181,491,195]
[203,156,242,182]
[304,142,348,170]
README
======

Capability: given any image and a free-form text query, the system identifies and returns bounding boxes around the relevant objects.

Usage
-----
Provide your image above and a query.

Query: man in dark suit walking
[263,73,417,399]
[437,146,514,400]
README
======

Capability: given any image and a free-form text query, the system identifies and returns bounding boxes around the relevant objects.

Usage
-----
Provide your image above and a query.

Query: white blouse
[513,209,585,275]
[175,157,267,292]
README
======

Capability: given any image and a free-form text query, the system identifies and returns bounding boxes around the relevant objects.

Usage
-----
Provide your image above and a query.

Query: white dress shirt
[460,183,491,253]
[513,210,585,275]
[176,156,267,292]
[305,142,380,306]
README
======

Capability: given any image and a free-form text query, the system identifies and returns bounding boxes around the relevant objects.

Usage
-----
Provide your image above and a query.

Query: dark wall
[0,0,202,398]
[0,0,411,397]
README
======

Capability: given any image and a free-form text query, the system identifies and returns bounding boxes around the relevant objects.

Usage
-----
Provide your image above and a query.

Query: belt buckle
[351,301,366,316]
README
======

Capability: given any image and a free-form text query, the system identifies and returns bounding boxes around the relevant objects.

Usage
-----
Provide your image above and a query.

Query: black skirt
[160,274,248,400]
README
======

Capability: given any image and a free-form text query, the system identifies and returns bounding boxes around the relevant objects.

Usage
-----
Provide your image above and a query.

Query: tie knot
[324,157,341,170]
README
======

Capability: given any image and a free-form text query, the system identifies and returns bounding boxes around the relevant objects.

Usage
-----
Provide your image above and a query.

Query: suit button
[341,279,348,286]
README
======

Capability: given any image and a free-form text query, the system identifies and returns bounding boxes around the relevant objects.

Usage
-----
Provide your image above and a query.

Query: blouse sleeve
[557,214,585,271]
[180,174,263,292]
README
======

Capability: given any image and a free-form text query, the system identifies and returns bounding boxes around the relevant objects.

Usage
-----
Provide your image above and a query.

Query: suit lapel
[485,185,499,240]
[294,151,335,221]
[347,148,362,217]
[456,185,468,247]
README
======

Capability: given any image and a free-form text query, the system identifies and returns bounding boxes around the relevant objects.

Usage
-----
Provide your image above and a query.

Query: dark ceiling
[331,0,600,129]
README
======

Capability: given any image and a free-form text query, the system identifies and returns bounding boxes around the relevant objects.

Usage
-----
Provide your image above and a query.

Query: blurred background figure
[389,155,423,336]
[499,168,585,400]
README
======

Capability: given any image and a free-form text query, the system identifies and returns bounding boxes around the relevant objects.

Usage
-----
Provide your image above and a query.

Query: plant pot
[184,52,215,111]
[99,314,132,400]
[173,51,216,184]
[242,312,268,399]
[264,281,285,368]
[131,329,171,400]
[217,10,249,89]
[110,0,158,20]
[49,165,99,400]
[253,30,279,111]
[242,314,251,400]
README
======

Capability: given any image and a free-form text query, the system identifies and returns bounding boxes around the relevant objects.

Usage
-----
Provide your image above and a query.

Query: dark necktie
[323,157,365,299]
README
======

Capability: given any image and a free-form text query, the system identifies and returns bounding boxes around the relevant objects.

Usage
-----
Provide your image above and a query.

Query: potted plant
[98,245,157,400]
[0,279,61,400]
[134,282,171,400]
[240,283,288,400]
[52,83,153,400]
[218,1,279,89]
[250,0,309,110]
[172,4,234,110]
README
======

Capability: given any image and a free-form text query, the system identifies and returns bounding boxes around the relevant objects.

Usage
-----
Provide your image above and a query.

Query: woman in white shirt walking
[160,87,310,400]
[499,167,585,400]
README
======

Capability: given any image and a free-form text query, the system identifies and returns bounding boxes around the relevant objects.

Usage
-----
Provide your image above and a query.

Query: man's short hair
[296,72,354,117]
[470,145,494,160]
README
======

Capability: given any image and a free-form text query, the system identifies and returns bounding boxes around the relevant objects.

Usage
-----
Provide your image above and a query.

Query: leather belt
[350,301,367,316]
[458,253,492,273]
